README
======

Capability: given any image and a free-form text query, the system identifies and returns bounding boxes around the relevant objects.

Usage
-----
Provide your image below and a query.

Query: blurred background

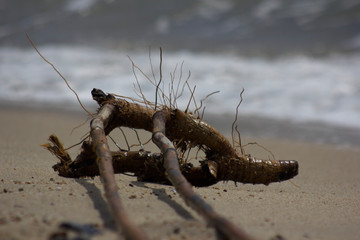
[1,0,359,147]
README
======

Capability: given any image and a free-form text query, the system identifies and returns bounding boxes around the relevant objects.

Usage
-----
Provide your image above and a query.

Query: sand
[0,107,359,240]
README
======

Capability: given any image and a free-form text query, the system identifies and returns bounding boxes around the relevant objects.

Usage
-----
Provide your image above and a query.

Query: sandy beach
[1,106,359,240]
[2,1,360,239]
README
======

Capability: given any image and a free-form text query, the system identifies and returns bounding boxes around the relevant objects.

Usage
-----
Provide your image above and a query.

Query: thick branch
[90,104,148,240]
[46,135,298,187]
[93,89,237,157]
[166,109,237,157]
[152,110,254,240]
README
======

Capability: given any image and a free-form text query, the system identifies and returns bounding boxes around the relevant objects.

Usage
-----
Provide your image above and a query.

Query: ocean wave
[0,46,359,129]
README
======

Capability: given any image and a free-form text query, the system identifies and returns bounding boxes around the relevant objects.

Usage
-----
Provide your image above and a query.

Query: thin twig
[201,106,206,120]
[242,142,276,160]
[70,115,93,135]
[129,137,152,149]
[64,134,89,151]
[185,83,196,113]
[174,71,191,103]
[155,48,163,110]
[231,88,245,148]
[169,63,179,108]
[235,125,245,156]
[26,33,92,116]
[119,128,131,151]
[108,134,128,152]
[128,57,149,109]
[148,47,157,84]
[194,90,220,118]
[132,128,144,150]
[175,61,185,101]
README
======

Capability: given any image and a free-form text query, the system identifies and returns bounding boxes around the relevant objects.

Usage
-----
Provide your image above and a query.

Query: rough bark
[46,135,298,187]
[92,88,237,157]
[151,110,254,240]
[89,104,148,240]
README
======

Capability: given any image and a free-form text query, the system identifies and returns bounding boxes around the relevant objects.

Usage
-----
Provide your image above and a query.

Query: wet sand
[0,107,359,240]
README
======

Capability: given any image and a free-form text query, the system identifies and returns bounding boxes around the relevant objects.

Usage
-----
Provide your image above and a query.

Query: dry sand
[1,107,359,240]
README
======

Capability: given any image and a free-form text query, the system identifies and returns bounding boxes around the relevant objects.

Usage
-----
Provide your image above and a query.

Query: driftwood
[43,88,298,240]
[47,89,298,186]
[48,136,297,187]
[29,33,298,239]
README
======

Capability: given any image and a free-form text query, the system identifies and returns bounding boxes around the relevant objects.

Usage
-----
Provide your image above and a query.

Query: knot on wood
[92,88,115,105]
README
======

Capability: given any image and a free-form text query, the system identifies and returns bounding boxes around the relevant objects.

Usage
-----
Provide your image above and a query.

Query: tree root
[30,31,299,239]
[45,135,297,187]
[42,89,299,240]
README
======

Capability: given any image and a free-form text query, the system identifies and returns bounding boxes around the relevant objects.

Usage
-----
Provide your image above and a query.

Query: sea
[1,0,360,148]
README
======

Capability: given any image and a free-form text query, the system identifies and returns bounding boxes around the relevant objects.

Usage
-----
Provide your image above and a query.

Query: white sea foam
[0,46,359,129]
[64,0,99,13]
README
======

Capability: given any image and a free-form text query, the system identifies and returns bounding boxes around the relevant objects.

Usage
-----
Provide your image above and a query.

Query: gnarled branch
[45,135,298,187]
